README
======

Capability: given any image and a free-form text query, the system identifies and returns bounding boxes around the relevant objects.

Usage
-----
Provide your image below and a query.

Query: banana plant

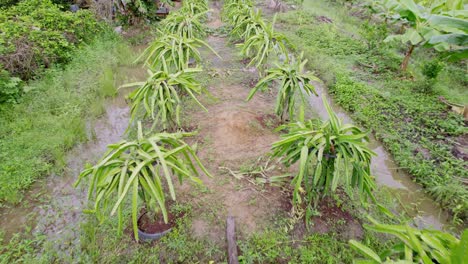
[271,97,377,224]
[121,68,207,131]
[75,122,211,241]
[137,33,219,72]
[238,15,289,69]
[350,218,468,263]
[162,10,208,38]
[418,0,466,17]
[246,53,319,122]
[382,0,468,69]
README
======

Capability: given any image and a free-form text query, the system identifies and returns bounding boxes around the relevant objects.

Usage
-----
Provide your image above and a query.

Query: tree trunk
[400,44,415,71]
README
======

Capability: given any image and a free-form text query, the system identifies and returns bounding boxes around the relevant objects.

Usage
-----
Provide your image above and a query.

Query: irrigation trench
[0,0,454,256]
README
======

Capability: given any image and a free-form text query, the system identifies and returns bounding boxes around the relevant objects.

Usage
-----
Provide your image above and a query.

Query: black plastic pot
[188,57,196,66]
[137,226,172,242]
[137,212,172,242]
[156,7,170,18]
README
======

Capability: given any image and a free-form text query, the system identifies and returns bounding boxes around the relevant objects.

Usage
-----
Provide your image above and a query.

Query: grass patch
[239,230,355,263]
[0,31,133,204]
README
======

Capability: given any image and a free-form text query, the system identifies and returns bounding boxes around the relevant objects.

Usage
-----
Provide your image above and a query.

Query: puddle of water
[307,82,453,230]
[0,65,145,250]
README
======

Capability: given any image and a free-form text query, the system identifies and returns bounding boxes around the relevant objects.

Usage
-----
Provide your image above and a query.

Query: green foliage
[230,8,264,41]
[0,232,47,263]
[138,33,218,72]
[239,229,355,263]
[0,33,131,204]
[121,68,207,130]
[350,219,468,263]
[180,0,209,16]
[376,0,468,69]
[0,0,18,8]
[0,0,101,79]
[238,15,289,68]
[0,67,21,103]
[275,1,467,220]
[76,123,210,241]
[360,21,389,51]
[330,74,468,220]
[161,10,208,38]
[246,54,319,121]
[421,59,445,79]
[272,97,377,223]
[222,0,253,41]
[295,25,367,57]
[114,0,159,24]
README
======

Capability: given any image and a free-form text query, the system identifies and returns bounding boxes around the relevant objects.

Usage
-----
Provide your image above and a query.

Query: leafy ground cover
[273,0,468,221]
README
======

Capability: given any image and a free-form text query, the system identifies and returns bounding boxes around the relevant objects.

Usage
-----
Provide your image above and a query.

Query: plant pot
[137,226,172,241]
[156,7,170,18]
[188,57,196,67]
[136,211,175,242]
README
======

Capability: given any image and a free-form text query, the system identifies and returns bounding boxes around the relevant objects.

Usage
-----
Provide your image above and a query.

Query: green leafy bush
[0,0,101,79]
[114,0,161,24]
[0,67,21,103]
[0,0,18,8]
[422,59,445,79]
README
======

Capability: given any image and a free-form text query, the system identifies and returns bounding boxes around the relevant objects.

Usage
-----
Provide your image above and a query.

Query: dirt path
[179,3,289,243]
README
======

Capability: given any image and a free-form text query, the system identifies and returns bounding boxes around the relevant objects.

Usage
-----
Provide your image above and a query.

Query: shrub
[114,0,160,25]
[422,59,445,80]
[0,0,18,8]
[0,0,101,79]
[0,67,21,103]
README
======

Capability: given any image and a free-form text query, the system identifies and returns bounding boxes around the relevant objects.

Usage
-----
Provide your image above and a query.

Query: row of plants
[0,0,101,103]
[273,0,468,221]
[75,0,217,242]
[223,0,380,228]
[223,0,467,262]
